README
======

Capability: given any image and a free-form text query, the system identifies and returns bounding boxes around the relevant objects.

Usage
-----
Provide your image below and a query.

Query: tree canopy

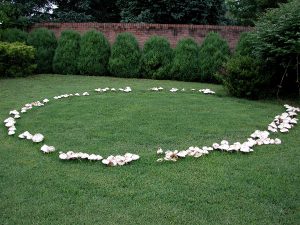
[226,0,288,26]
[117,0,227,24]
[0,0,228,26]
[0,0,289,28]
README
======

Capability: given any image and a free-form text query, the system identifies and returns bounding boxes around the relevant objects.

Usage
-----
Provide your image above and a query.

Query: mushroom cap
[157,148,164,154]
[221,140,229,145]
[32,133,44,143]
[5,120,15,127]
[8,130,15,135]
[177,151,187,158]
[59,153,68,160]
[274,138,281,145]
[8,126,16,131]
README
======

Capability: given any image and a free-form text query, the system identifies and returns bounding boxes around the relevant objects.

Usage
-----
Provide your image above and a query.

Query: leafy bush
[52,30,81,75]
[199,32,230,83]
[0,42,36,77]
[171,38,200,81]
[222,55,268,99]
[108,32,141,78]
[0,28,28,43]
[27,28,57,74]
[141,36,173,80]
[253,0,300,94]
[235,32,256,56]
[78,30,110,76]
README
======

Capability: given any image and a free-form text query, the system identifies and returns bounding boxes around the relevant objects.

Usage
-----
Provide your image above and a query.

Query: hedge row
[0,28,231,82]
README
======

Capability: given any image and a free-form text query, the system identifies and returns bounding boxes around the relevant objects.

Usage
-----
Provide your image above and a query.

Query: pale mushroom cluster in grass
[58,151,140,166]
[4,98,50,136]
[53,93,87,99]
[149,87,164,91]
[3,86,299,167]
[156,105,298,163]
[102,153,140,166]
[41,144,55,153]
[95,87,132,93]
[18,131,44,143]
[199,89,215,94]
[267,104,299,133]
[168,87,215,94]
[59,151,103,161]
[169,88,179,92]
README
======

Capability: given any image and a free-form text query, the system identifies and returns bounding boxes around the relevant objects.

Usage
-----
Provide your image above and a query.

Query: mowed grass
[0,74,299,225]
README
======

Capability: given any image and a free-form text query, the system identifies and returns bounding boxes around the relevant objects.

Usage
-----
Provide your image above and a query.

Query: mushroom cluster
[4,117,17,135]
[95,87,113,92]
[156,106,298,163]
[170,88,179,92]
[95,87,133,93]
[53,92,90,99]
[168,87,215,94]
[58,151,140,166]
[268,104,299,133]
[59,151,103,161]
[41,144,55,153]
[199,89,215,94]
[149,87,164,91]
[4,98,50,136]
[102,153,140,166]
[115,87,132,93]
[157,147,211,162]
[19,131,44,143]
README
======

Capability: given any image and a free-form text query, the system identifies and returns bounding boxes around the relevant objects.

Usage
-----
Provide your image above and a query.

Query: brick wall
[30,23,253,49]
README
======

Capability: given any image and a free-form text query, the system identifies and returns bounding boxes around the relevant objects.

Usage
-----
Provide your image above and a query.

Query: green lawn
[0,74,299,225]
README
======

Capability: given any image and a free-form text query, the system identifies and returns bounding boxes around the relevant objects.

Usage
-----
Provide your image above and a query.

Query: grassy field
[0,74,299,225]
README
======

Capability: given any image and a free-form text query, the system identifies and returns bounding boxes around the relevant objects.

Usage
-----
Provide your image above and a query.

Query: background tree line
[0,0,288,29]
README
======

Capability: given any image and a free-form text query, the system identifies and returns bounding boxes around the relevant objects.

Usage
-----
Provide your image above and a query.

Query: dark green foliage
[254,0,300,64]
[1,0,228,25]
[0,28,27,43]
[52,0,93,22]
[53,0,120,22]
[0,41,36,77]
[226,0,288,26]
[253,0,300,94]
[171,38,200,81]
[27,28,57,74]
[199,32,230,83]
[223,0,300,98]
[222,55,267,99]
[117,0,227,25]
[141,36,173,80]
[78,30,110,76]
[0,0,53,29]
[52,30,81,75]
[108,33,141,78]
[235,32,255,56]
[89,0,121,22]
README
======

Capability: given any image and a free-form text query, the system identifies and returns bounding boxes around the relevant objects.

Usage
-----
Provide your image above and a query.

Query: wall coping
[31,22,253,31]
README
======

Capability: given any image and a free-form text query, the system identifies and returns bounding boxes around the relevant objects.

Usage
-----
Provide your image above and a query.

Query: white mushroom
[41,144,55,153]
[157,147,163,154]
[59,153,68,160]
[5,120,15,127]
[8,130,15,135]
[32,133,44,143]
[170,88,178,93]
[274,138,282,145]
[177,151,188,158]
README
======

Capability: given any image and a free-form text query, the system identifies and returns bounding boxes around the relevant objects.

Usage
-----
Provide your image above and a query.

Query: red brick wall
[30,23,253,49]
